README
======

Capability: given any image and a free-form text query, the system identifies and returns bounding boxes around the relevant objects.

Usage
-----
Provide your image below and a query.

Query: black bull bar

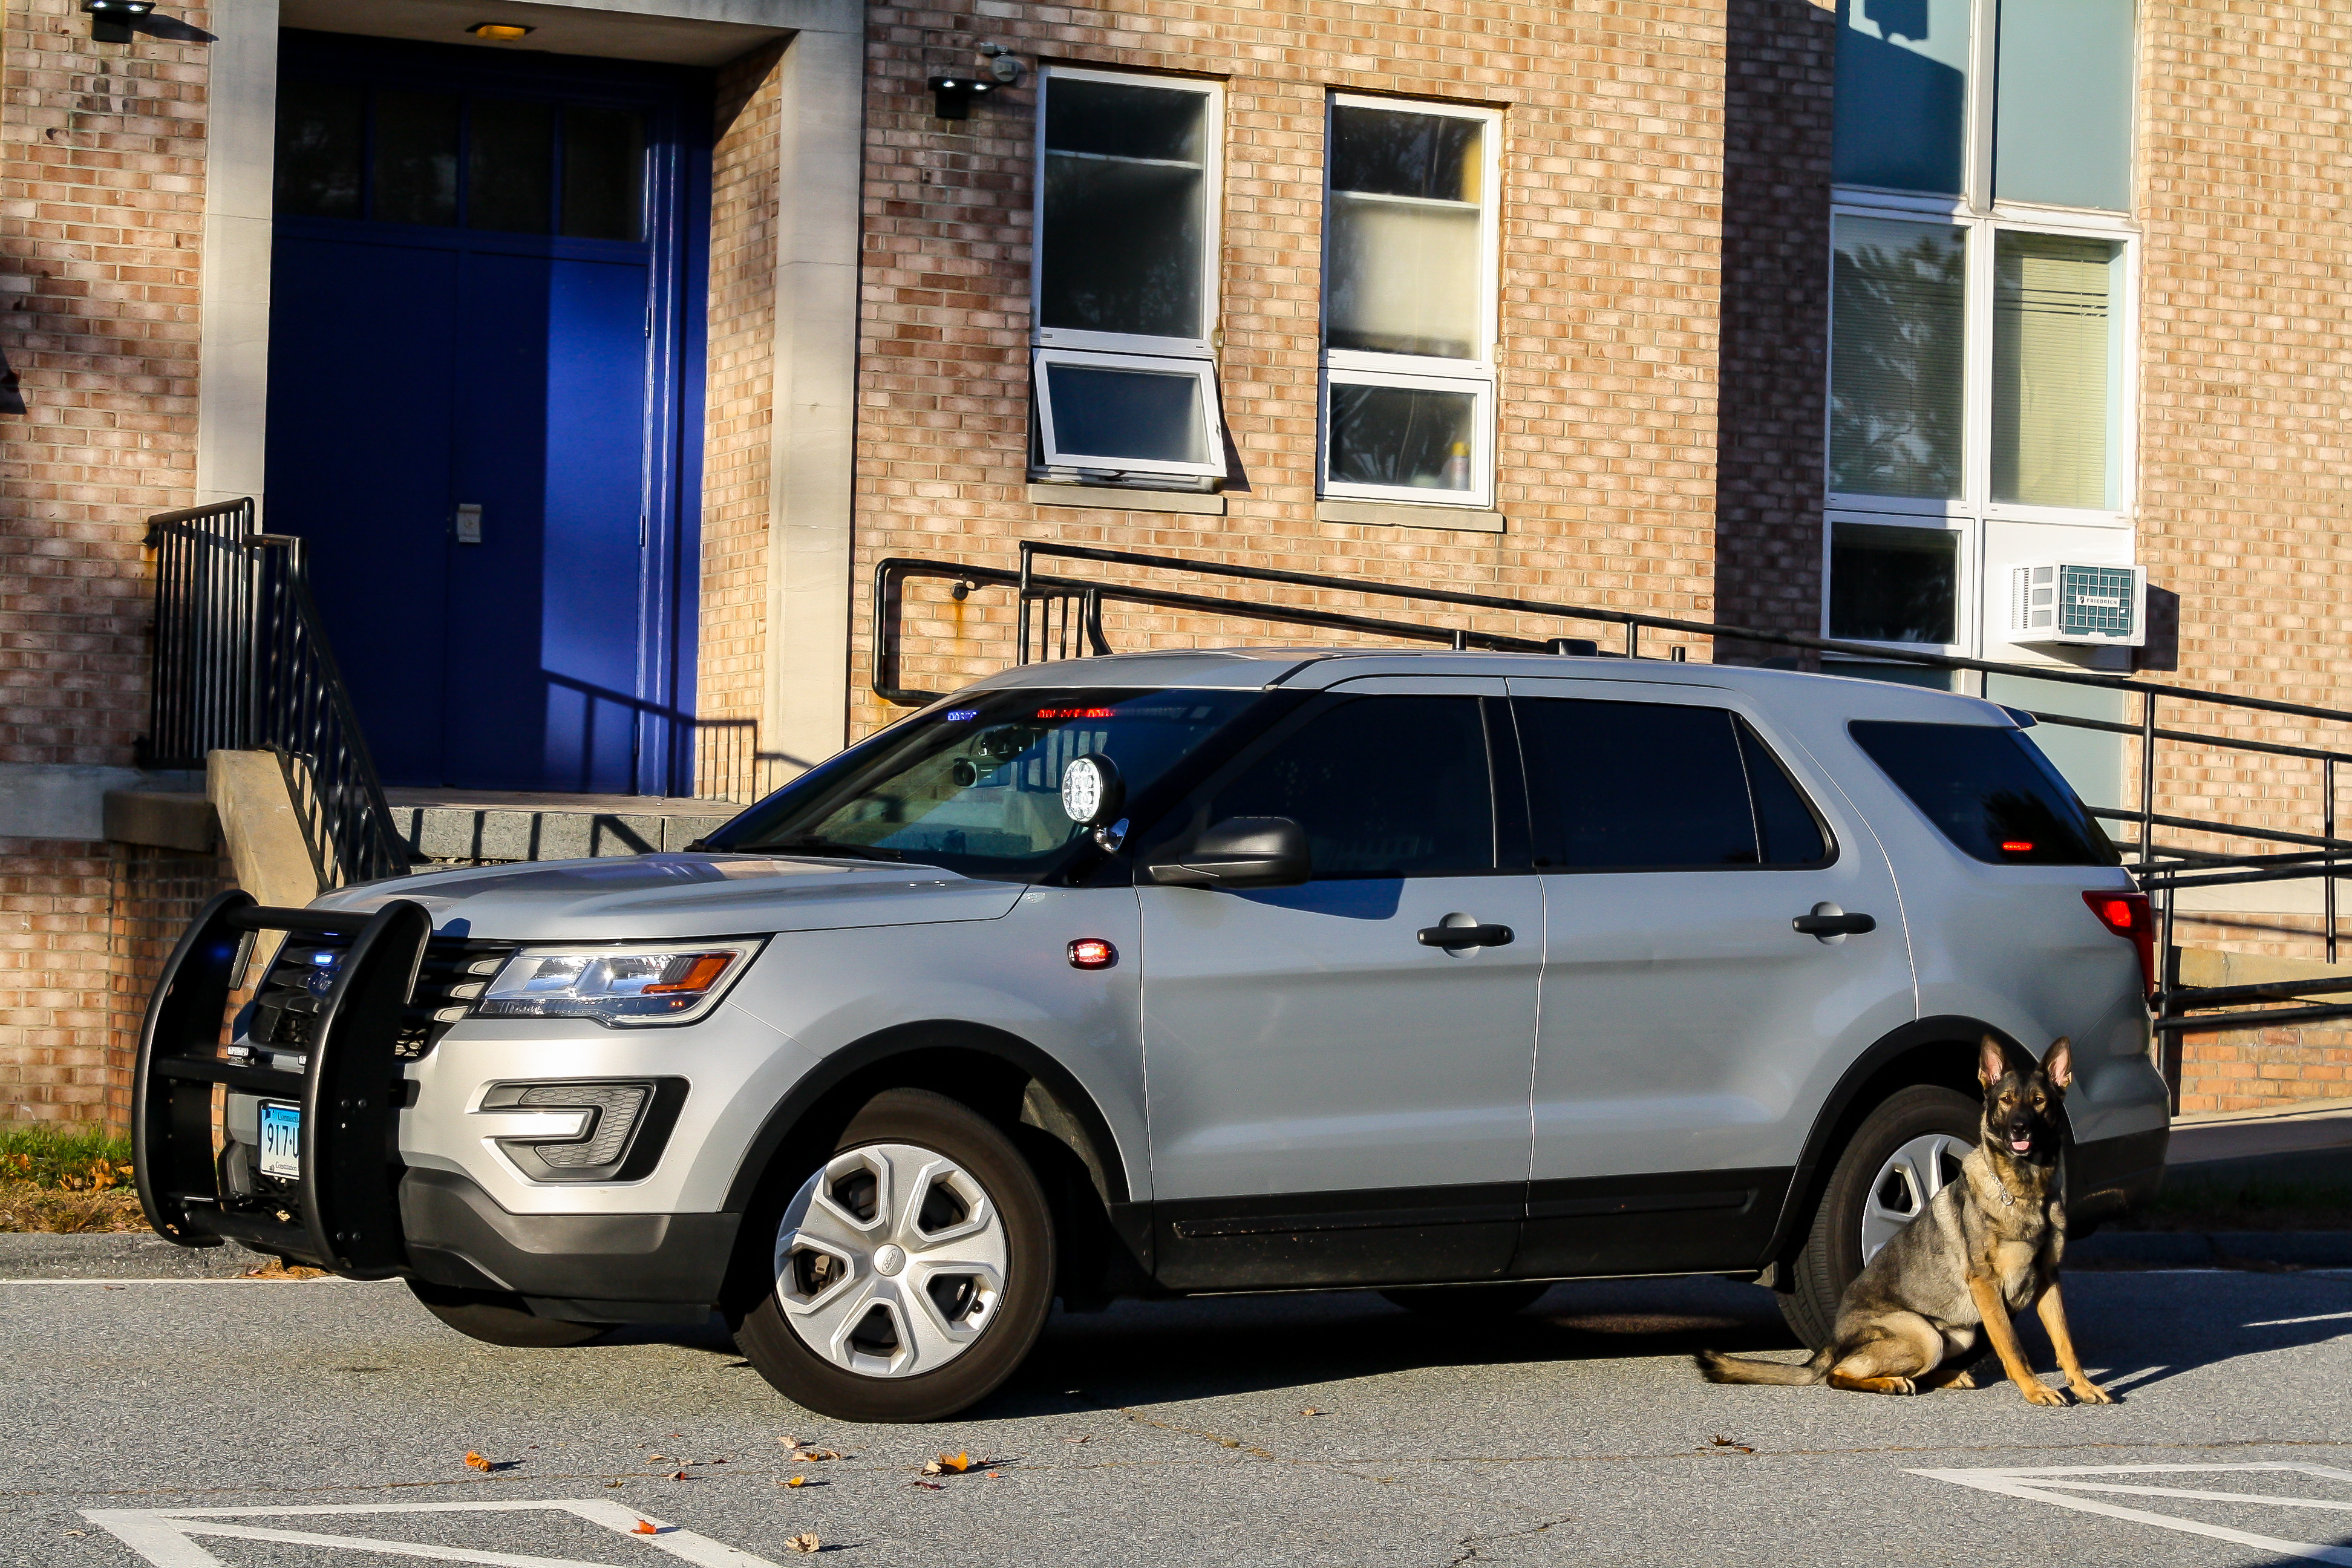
[132,889,431,1277]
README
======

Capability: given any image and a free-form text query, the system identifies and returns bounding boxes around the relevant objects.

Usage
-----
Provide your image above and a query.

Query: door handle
[1417,923,1514,950]
[1792,903,1876,937]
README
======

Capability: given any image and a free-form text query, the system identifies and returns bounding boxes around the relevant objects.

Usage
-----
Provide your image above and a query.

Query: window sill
[1317,498,1504,534]
[1027,483,1227,517]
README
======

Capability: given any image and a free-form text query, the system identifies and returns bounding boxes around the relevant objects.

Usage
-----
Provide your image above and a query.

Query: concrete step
[383,788,738,863]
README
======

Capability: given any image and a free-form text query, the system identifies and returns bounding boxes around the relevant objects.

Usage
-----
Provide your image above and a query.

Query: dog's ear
[1978,1035,2008,1088]
[2042,1036,2073,1089]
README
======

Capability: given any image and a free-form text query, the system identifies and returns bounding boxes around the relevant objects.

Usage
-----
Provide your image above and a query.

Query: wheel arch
[719,1020,1134,1215]
[1759,1014,2019,1269]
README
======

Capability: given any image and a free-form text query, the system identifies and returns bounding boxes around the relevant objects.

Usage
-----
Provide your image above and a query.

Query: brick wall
[844,0,1748,740]
[1,0,212,1126]
[694,42,784,802]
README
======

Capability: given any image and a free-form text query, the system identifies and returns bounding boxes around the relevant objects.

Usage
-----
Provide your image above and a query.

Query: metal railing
[874,541,2352,1065]
[141,501,407,886]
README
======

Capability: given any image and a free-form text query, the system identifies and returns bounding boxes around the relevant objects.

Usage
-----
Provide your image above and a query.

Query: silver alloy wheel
[774,1142,1009,1379]
[1860,1132,1972,1264]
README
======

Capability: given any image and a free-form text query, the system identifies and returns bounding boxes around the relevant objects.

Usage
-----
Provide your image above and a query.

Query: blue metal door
[264,35,707,793]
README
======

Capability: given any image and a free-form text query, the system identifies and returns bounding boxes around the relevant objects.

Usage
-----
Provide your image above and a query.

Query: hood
[312,854,1027,942]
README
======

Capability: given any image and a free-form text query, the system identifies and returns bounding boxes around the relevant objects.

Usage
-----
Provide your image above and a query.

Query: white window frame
[1820,509,1976,657]
[1033,347,1227,480]
[1030,65,1223,359]
[1824,191,2140,528]
[1318,93,1501,510]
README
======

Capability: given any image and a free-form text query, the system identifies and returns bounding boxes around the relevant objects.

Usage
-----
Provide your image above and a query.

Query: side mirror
[1142,817,1311,889]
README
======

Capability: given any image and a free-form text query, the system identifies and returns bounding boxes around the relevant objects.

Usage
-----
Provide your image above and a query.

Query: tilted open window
[1031,67,1224,486]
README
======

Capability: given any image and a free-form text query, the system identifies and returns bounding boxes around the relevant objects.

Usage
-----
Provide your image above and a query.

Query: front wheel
[733,1088,1056,1423]
[1780,1084,1979,1349]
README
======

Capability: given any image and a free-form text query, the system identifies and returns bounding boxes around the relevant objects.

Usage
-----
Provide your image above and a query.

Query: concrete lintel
[394,804,734,862]
[1027,484,1227,517]
[103,791,221,854]
[1316,499,1506,533]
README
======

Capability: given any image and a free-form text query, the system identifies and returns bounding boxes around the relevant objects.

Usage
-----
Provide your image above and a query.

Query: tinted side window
[1739,722,1831,865]
[1205,696,1494,877]
[1849,720,2120,866]
[1518,699,1762,869]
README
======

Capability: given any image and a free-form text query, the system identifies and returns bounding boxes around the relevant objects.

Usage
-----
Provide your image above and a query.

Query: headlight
[474,941,760,1027]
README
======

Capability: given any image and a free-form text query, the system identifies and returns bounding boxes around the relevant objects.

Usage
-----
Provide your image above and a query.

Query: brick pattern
[845,0,1742,739]
[694,42,784,802]
[2178,1023,2352,1116]
[0,837,113,1126]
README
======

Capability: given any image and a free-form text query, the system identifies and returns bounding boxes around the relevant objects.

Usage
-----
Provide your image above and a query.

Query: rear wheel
[1379,1282,1550,1316]
[733,1088,1055,1423]
[407,1280,609,1348]
[1780,1084,1979,1349]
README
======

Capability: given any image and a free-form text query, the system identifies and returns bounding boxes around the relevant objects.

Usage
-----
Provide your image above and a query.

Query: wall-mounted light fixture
[926,74,993,120]
[979,43,1025,87]
[83,0,155,44]
[466,21,533,40]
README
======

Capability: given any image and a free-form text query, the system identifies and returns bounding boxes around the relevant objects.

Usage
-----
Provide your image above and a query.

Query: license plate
[258,1100,301,1180]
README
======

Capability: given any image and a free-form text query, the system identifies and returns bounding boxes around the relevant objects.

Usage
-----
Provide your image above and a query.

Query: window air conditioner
[2005,561,2146,648]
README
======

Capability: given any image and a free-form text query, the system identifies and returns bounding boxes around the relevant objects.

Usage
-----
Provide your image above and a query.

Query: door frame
[270,30,711,795]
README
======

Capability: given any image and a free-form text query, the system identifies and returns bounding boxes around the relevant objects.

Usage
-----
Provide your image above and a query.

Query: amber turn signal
[1067,938,1117,970]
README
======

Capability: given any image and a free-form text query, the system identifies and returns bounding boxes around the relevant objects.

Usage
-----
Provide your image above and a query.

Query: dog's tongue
[2008,1136,2033,1153]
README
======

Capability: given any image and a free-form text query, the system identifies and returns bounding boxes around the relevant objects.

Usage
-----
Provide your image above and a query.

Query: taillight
[2082,890,2157,999]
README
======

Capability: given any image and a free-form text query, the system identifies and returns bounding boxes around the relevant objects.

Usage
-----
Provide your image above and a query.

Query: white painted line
[0,1276,393,1285]
[83,1499,789,1568]
[2246,1308,2352,1327]
[1914,1463,2352,1566]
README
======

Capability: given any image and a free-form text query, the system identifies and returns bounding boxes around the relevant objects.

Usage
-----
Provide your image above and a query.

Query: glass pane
[563,106,644,241]
[1829,521,1959,644]
[1326,383,1476,492]
[373,91,460,226]
[1832,0,1971,194]
[1991,232,2123,509]
[1039,78,1206,339]
[1849,720,2120,865]
[1208,697,1494,878]
[1830,217,1965,498]
[720,687,1256,878]
[1738,721,1830,865]
[274,79,361,218]
[469,97,554,234]
[1044,362,1209,465]
[1516,700,1760,871]
[1994,0,2135,211]
[1327,108,1482,358]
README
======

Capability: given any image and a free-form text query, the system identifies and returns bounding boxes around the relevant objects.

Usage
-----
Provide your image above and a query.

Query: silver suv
[137,650,2169,1422]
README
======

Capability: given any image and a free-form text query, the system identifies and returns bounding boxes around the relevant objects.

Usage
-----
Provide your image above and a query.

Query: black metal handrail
[141,500,407,886]
[871,542,2352,1076]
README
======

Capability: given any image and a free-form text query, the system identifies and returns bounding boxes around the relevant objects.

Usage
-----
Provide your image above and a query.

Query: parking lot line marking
[82,1499,788,1568]
[0,1278,394,1286]
[2246,1309,2352,1327]
[1913,1463,2352,1566]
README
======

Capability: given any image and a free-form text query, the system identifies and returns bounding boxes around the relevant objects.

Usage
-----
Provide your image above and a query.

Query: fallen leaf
[633,1518,659,1535]
[786,1475,807,1488]
[648,1454,668,1462]
[786,1534,821,1555]
[778,1434,800,1447]
[924,1451,973,1475]
[670,1470,690,1481]
[796,1448,843,1462]
[463,1451,492,1472]
[1063,1436,1091,1445]
[604,1481,625,1488]
[910,1480,943,1490]
[985,1470,1001,1479]
[1705,1434,1756,1454]
[1301,1406,1325,1416]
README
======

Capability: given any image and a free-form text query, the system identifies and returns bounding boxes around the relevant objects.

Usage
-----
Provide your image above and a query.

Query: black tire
[407,1280,609,1348]
[1781,1084,1980,1350]
[733,1088,1056,1423]
[1379,1282,1550,1316]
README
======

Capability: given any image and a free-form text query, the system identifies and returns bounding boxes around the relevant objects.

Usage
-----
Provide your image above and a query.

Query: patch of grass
[0,1123,134,1191]
[0,1180,145,1233]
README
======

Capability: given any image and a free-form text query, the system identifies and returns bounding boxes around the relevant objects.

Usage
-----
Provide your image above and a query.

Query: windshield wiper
[761,837,906,862]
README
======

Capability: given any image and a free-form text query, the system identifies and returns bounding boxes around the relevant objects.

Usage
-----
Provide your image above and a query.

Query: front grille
[249,931,517,1057]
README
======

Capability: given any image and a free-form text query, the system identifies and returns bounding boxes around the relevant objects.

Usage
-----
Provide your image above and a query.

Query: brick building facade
[6,0,2352,1126]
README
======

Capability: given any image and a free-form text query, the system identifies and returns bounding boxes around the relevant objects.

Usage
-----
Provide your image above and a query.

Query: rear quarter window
[1849,719,2119,866]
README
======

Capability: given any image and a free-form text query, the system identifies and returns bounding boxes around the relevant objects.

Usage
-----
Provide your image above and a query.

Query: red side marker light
[2082,890,2157,999]
[2000,840,2035,854]
[1067,938,1118,970]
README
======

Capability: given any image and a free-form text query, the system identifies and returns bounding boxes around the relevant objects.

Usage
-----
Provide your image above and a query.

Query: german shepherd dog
[1696,1037,2111,1406]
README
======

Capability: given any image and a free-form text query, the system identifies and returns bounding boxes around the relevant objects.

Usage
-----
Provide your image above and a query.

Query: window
[1824,0,2138,656]
[1849,720,2119,866]
[1515,699,1832,871]
[1319,97,1500,509]
[1031,68,1223,486]
[1204,697,1495,878]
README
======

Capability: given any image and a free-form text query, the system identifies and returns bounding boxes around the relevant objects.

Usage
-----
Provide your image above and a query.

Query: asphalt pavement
[4,1258,2349,1567]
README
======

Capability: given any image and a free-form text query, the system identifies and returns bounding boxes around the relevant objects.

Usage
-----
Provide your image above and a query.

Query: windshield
[711,687,1261,878]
